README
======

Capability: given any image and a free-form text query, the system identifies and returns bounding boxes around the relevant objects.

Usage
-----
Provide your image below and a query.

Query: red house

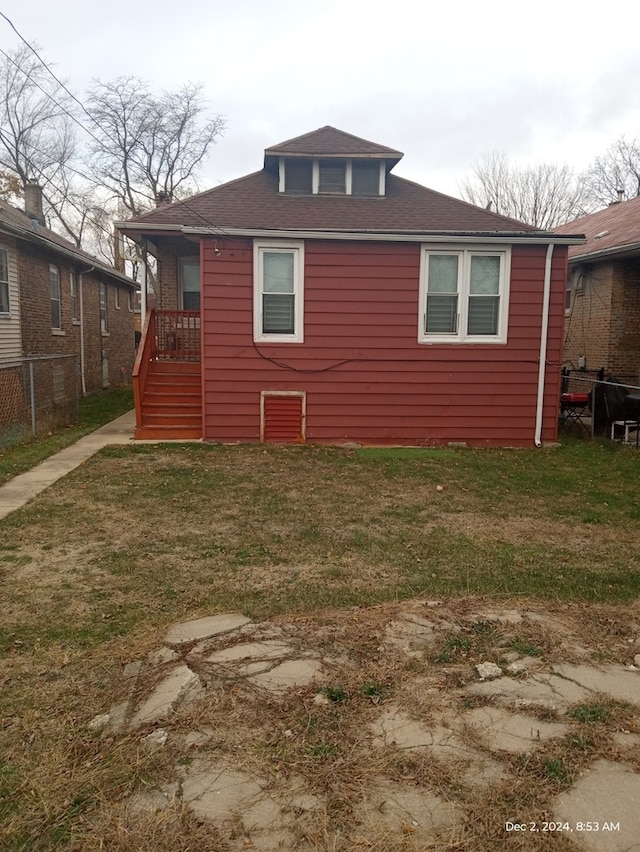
[118,127,583,447]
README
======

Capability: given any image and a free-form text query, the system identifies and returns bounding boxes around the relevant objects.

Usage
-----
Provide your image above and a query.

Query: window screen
[352,161,380,196]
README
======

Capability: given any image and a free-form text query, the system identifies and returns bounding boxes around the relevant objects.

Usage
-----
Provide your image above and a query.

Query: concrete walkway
[0,409,135,521]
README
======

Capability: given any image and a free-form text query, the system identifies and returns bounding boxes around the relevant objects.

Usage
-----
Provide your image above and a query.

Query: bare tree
[581,135,640,208]
[460,151,591,229]
[0,44,90,244]
[86,76,225,217]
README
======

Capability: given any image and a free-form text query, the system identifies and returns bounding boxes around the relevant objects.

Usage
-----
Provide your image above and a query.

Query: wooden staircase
[133,310,202,440]
[135,361,202,439]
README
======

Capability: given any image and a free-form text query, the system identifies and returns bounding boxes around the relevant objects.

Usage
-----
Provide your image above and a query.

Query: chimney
[24,180,45,225]
[609,188,625,206]
[155,191,173,208]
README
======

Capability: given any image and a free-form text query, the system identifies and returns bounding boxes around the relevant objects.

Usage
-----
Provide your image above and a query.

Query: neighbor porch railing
[132,309,201,428]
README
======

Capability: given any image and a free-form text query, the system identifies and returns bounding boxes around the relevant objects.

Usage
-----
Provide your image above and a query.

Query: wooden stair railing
[132,308,156,430]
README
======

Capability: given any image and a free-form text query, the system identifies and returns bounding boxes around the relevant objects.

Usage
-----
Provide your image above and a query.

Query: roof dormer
[263,126,403,198]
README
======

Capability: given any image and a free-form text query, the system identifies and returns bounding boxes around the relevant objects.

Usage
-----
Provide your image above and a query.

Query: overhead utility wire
[0,13,104,140]
[0,18,232,240]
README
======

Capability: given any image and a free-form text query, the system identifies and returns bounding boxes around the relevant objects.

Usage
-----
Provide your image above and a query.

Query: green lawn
[0,385,133,486]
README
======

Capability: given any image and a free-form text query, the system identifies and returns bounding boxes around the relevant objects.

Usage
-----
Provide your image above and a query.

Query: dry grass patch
[2,442,640,848]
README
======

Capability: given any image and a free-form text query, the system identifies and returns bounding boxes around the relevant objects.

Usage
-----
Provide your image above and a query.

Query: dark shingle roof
[123,169,542,235]
[264,125,403,160]
[119,127,588,241]
[555,196,640,260]
[0,199,136,288]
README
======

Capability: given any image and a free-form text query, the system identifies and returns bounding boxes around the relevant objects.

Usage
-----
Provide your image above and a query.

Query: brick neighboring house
[556,196,640,384]
[119,126,584,447]
[0,184,137,392]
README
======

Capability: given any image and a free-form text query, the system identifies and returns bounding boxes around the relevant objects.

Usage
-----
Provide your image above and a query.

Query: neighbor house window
[50,265,61,329]
[419,247,509,343]
[114,286,120,309]
[0,248,9,313]
[99,282,108,333]
[179,258,200,311]
[70,271,79,322]
[128,289,133,311]
[254,240,304,342]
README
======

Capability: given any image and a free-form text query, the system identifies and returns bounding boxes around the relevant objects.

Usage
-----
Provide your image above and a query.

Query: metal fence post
[29,359,36,437]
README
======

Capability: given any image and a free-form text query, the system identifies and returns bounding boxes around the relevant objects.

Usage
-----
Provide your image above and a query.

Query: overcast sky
[2,0,640,199]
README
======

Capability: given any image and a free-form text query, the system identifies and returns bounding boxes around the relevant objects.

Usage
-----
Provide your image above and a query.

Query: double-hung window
[419,246,509,343]
[70,272,79,322]
[0,248,9,314]
[180,257,200,311]
[50,265,61,329]
[99,282,109,333]
[254,241,304,342]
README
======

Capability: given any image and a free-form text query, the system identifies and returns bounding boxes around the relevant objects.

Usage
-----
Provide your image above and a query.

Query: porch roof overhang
[115,221,587,248]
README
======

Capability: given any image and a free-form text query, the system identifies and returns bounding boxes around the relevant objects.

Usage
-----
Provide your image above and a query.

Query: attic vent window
[594,230,610,240]
[285,159,312,194]
[280,157,384,196]
[352,160,380,196]
[318,160,346,193]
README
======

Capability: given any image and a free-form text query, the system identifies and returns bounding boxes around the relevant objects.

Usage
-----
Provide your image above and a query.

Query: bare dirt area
[4,596,640,851]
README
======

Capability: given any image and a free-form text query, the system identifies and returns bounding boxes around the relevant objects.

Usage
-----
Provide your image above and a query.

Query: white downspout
[534,243,555,447]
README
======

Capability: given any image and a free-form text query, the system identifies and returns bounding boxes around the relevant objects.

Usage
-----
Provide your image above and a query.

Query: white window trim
[280,158,384,197]
[50,264,62,330]
[418,244,510,344]
[99,281,109,335]
[0,246,10,315]
[179,255,201,311]
[70,271,80,324]
[253,240,304,343]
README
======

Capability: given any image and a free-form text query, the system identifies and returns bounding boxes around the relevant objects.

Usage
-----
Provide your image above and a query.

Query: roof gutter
[534,243,555,448]
[115,221,585,247]
[568,240,640,263]
[1,218,137,288]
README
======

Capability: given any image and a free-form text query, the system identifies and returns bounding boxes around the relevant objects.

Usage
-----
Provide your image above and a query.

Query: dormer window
[352,161,380,196]
[318,160,346,193]
[280,158,385,196]
[285,159,312,194]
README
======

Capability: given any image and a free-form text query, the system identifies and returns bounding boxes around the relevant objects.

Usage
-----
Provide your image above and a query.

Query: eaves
[0,219,138,289]
[568,241,640,264]
[116,221,586,247]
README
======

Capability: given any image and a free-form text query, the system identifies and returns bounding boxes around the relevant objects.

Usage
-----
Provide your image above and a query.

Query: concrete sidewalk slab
[0,409,135,521]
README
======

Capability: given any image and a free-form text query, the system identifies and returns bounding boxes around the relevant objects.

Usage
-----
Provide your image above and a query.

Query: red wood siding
[200,239,567,447]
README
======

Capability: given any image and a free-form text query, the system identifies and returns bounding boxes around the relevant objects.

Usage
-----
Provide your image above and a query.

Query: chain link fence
[0,355,79,449]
